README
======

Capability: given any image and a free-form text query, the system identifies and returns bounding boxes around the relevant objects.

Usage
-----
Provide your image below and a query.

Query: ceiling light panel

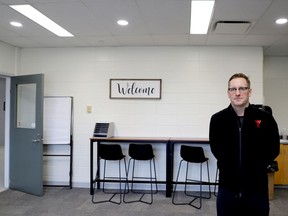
[9,4,74,37]
[117,20,129,26]
[275,18,288,24]
[10,21,23,27]
[190,0,215,34]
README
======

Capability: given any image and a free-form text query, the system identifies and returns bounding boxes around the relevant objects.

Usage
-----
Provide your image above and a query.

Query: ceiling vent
[213,21,251,34]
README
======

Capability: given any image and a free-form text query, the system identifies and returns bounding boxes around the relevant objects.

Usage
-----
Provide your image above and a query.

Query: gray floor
[0,188,287,216]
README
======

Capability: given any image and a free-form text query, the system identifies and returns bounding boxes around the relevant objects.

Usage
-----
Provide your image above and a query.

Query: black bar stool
[92,144,128,204]
[123,143,158,204]
[172,145,211,209]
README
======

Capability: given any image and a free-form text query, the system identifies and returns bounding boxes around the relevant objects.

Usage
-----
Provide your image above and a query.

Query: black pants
[217,187,269,216]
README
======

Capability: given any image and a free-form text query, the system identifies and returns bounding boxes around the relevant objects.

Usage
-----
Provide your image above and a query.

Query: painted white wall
[0,41,18,76]
[17,46,264,188]
[264,57,288,136]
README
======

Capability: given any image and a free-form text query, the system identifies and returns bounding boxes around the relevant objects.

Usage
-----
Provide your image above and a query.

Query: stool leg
[148,158,158,203]
[123,158,129,195]
[121,158,130,195]
[118,160,122,203]
[102,160,107,193]
[172,160,211,209]
[92,159,128,205]
[131,159,136,192]
[152,158,158,193]
[187,162,203,209]
[113,158,129,204]
[206,161,211,199]
[149,159,153,204]
[186,162,201,209]
[172,160,184,205]
[214,168,219,196]
[123,158,157,204]
[172,160,200,208]
[186,161,211,199]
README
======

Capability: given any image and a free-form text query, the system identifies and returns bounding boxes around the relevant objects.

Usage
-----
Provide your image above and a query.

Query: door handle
[32,138,43,143]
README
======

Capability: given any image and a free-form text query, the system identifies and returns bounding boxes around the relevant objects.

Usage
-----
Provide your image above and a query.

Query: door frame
[1,76,11,189]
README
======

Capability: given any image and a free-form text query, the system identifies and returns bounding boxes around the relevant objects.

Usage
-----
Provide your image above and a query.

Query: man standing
[209,73,280,216]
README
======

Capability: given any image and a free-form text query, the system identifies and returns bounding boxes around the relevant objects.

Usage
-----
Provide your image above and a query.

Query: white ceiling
[0,0,288,57]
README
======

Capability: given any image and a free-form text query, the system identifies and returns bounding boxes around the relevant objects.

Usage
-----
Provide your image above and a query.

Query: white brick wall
[18,46,263,188]
[264,57,288,132]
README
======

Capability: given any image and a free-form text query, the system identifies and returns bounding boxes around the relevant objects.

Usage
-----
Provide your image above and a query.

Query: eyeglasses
[228,87,250,93]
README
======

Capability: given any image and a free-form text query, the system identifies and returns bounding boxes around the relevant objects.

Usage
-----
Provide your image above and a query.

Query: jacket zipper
[238,122,243,197]
[239,127,242,175]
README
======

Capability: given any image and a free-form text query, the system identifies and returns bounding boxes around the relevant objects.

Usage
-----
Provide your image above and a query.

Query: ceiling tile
[0,0,287,56]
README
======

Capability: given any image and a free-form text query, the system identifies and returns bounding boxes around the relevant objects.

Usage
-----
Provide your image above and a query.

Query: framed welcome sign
[109,79,162,99]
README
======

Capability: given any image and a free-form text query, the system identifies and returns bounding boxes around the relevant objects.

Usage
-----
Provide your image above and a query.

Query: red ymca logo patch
[255,120,262,128]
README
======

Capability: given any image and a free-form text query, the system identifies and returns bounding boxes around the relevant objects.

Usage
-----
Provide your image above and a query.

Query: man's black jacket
[209,104,280,194]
